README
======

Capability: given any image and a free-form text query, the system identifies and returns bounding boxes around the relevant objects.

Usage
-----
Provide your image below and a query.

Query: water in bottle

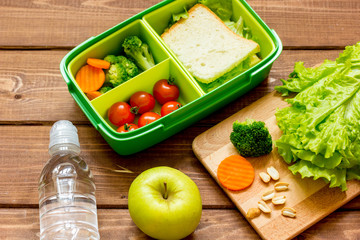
[38,120,100,239]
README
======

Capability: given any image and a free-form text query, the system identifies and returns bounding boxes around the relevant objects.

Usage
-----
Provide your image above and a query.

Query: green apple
[128,166,202,240]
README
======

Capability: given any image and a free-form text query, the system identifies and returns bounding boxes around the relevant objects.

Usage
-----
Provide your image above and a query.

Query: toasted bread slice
[161,4,260,84]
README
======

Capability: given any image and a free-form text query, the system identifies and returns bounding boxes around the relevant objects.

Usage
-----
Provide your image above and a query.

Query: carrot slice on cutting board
[75,65,105,93]
[217,155,255,191]
[87,58,110,69]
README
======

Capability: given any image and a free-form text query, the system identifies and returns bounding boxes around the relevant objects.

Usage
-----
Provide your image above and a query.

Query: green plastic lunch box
[60,0,282,155]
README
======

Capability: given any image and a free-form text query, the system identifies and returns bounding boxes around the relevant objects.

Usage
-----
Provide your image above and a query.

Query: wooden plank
[0,50,88,123]
[0,124,358,210]
[247,0,360,48]
[0,49,343,122]
[0,1,359,48]
[193,91,360,240]
[0,0,163,48]
[0,208,358,240]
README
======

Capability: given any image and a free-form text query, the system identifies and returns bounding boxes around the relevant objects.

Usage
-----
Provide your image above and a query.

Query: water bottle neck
[49,143,81,156]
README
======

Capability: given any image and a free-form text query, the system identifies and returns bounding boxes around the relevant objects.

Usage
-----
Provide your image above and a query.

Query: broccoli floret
[104,55,140,80]
[230,119,273,157]
[105,63,128,87]
[99,86,113,94]
[116,56,139,78]
[122,36,155,71]
[104,55,119,64]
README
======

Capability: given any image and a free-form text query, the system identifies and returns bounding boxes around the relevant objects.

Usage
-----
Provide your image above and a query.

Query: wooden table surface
[1,0,359,239]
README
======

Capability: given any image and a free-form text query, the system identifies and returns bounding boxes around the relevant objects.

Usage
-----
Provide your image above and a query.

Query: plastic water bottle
[38,120,100,239]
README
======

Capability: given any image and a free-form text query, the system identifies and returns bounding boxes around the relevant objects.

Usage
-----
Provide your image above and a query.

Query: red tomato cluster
[107,79,182,133]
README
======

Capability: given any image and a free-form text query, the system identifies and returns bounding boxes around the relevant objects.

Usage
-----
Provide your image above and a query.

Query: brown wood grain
[0,1,359,48]
[0,50,88,122]
[1,0,360,239]
[0,0,164,48]
[247,0,360,48]
[0,208,358,240]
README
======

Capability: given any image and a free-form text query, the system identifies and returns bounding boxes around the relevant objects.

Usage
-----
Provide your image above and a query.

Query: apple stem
[163,182,168,199]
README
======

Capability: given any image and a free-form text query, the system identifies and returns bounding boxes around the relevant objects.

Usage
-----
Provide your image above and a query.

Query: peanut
[274,182,289,192]
[246,208,261,219]
[259,172,271,183]
[261,189,275,201]
[258,200,272,213]
[282,207,296,218]
[272,195,286,205]
[267,166,280,181]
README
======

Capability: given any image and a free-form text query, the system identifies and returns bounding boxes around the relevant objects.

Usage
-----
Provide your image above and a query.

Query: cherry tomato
[138,112,161,128]
[153,78,180,105]
[129,91,156,114]
[161,101,182,116]
[108,102,135,127]
[116,123,139,133]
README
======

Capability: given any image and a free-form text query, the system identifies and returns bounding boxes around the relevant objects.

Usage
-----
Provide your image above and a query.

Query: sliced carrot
[87,58,110,69]
[75,65,105,93]
[86,91,102,100]
[217,155,255,191]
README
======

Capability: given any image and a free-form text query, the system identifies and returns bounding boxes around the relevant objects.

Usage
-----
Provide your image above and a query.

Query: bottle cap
[49,120,80,149]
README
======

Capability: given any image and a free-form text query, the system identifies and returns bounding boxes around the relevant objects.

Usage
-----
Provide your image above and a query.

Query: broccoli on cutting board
[230,119,273,157]
[122,36,155,71]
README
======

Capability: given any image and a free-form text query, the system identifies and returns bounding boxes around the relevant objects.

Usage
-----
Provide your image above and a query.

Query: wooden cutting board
[192,91,360,240]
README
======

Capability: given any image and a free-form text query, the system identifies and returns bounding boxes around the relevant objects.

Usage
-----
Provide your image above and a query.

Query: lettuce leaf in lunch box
[275,42,360,191]
[198,0,233,21]
[197,55,254,92]
[164,7,189,32]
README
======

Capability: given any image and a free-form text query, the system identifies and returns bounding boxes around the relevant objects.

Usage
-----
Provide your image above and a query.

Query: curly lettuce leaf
[337,42,360,64]
[196,56,252,92]
[347,166,360,181]
[275,60,338,96]
[275,42,360,191]
[198,0,232,21]
[275,136,344,169]
[164,7,189,32]
[225,16,253,39]
[289,160,348,191]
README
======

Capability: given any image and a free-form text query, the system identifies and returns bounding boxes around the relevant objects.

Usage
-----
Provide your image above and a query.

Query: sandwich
[161,4,260,85]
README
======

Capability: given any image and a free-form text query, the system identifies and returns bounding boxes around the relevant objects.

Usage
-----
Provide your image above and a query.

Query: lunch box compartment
[60,0,282,155]
[88,57,204,155]
[143,0,278,93]
[91,58,203,132]
[67,19,170,83]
